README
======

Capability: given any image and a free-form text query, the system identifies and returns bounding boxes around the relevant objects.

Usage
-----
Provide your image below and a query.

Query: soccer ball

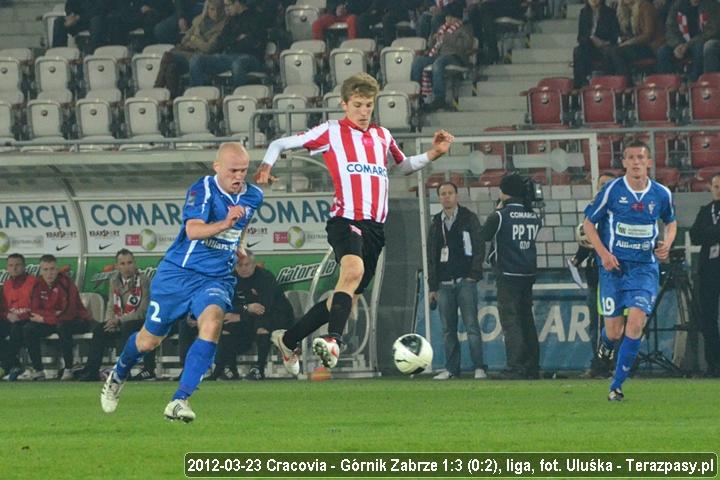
[0,232,9,254]
[287,226,305,249]
[575,223,593,249]
[393,334,433,375]
[140,229,157,251]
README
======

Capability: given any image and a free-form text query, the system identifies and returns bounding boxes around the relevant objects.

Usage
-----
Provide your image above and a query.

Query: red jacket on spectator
[30,272,91,326]
[2,273,37,321]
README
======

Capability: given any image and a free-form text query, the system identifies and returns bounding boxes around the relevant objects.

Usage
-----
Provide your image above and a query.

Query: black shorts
[326,217,386,294]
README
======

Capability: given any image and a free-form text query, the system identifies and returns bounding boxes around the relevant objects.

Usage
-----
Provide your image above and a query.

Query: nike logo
[55,245,69,251]
[621,365,631,372]
[99,243,113,250]
[247,241,261,248]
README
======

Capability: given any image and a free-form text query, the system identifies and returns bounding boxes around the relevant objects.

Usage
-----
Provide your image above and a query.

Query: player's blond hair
[340,73,380,102]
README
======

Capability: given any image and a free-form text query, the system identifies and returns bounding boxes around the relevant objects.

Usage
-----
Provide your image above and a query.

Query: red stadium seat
[581,134,622,169]
[523,77,574,126]
[425,172,466,190]
[474,126,515,163]
[689,132,720,168]
[697,73,720,86]
[689,79,720,124]
[654,167,680,190]
[635,74,682,124]
[530,169,572,185]
[472,169,508,187]
[690,166,720,191]
[580,75,629,126]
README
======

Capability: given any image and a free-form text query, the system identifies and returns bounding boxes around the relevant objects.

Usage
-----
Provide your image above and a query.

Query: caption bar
[185,452,717,478]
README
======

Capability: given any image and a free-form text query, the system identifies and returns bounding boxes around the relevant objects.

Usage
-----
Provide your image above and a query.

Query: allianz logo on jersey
[616,240,652,250]
[345,163,388,177]
[615,222,653,238]
[214,228,242,242]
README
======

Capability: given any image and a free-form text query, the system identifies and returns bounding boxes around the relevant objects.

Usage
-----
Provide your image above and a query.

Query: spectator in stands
[689,173,720,378]
[50,0,98,52]
[76,250,153,382]
[214,250,294,380]
[468,0,525,65]
[154,0,227,98]
[573,0,620,88]
[356,1,419,46]
[656,0,720,82]
[19,255,92,380]
[0,253,37,381]
[94,0,173,48]
[411,2,474,111]
[570,172,617,378]
[154,0,204,45]
[311,1,362,42]
[187,0,266,91]
[609,0,664,84]
[427,182,486,380]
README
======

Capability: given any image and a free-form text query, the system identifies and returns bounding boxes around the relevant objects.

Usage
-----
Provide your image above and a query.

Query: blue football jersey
[585,176,675,263]
[163,176,263,277]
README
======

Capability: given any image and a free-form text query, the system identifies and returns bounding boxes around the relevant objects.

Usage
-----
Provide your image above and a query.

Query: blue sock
[610,336,641,391]
[600,328,615,351]
[173,338,216,401]
[115,332,145,380]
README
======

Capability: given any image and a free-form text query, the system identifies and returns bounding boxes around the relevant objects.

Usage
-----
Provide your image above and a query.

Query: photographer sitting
[480,174,543,380]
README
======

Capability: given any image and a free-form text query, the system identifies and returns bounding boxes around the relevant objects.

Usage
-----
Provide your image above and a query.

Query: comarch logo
[345,163,388,177]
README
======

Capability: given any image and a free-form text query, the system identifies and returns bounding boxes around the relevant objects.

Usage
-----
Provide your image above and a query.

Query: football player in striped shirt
[255,73,454,373]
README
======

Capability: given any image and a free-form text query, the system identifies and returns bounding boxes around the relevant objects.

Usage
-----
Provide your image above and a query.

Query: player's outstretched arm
[185,205,245,240]
[426,129,454,161]
[254,135,308,185]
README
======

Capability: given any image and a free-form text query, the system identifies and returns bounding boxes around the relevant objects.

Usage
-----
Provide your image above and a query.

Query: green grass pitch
[0,378,718,479]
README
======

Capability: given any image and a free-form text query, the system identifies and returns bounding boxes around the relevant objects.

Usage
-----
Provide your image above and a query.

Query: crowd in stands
[0,249,294,382]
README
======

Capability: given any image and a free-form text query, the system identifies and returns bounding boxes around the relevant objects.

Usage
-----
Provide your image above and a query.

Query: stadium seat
[0,57,22,92]
[142,43,174,55]
[531,169,572,185]
[472,169,508,187]
[285,5,320,42]
[0,100,17,150]
[579,75,629,126]
[0,89,24,107]
[284,83,319,101]
[122,96,165,149]
[173,95,215,144]
[690,166,720,191]
[34,56,72,92]
[46,47,81,62]
[76,98,115,150]
[297,0,326,10]
[131,53,163,91]
[330,48,367,88]
[0,48,33,64]
[474,126,515,167]
[222,94,266,146]
[37,88,73,104]
[376,90,412,131]
[273,93,308,133]
[290,39,327,72]
[340,38,376,68]
[380,47,414,85]
[83,55,121,91]
[581,134,622,169]
[280,49,316,88]
[689,131,720,168]
[654,167,680,190]
[391,37,426,52]
[323,91,343,120]
[183,86,220,101]
[524,77,574,126]
[22,99,66,151]
[688,77,720,124]
[85,88,123,103]
[635,74,682,124]
[231,85,271,102]
[425,172,466,189]
[134,87,169,102]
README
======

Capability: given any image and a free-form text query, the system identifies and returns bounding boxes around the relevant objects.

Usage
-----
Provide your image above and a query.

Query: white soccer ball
[393,333,433,375]
[575,223,593,250]
[287,226,305,249]
[140,228,157,251]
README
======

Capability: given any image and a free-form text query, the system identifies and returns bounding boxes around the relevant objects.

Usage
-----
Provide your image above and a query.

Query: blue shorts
[143,261,235,337]
[599,260,659,317]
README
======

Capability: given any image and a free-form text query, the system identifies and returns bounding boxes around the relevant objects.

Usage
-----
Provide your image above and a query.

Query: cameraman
[427,182,486,380]
[480,174,543,380]
[689,173,720,377]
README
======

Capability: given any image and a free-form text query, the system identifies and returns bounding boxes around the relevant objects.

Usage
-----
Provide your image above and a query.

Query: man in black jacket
[188,0,266,89]
[572,0,620,87]
[215,250,294,380]
[480,174,543,379]
[689,173,720,377]
[427,182,486,380]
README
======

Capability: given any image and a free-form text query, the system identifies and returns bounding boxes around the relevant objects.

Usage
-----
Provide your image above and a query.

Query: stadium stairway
[0,0,54,48]
[422,1,582,135]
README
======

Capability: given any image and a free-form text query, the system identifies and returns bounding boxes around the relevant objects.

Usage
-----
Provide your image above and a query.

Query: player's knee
[136,333,161,352]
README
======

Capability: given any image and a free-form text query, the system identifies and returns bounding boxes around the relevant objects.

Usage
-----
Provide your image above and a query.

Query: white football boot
[271,329,300,376]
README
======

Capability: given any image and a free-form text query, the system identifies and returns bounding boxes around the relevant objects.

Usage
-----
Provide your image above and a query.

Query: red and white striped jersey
[262,118,426,223]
